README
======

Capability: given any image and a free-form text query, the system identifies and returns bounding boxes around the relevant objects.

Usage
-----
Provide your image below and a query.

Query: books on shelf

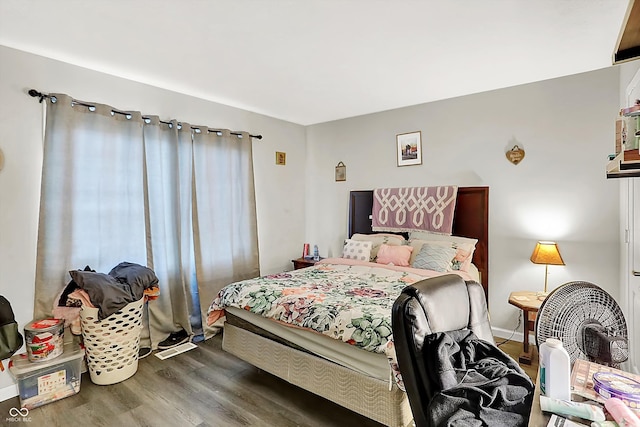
[624,148,640,162]
[616,118,624,154]
[615,115,639,154]
[610,105,640,177]
[621,149,640,171]
[620,162,640,171]
[621,103,640,116]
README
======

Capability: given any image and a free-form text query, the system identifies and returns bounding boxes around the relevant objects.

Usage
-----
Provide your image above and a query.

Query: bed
[207,186,489,427]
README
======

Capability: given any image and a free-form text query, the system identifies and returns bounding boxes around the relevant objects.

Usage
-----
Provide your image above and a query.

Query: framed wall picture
[396,131,422,166]
[335,161,346,181]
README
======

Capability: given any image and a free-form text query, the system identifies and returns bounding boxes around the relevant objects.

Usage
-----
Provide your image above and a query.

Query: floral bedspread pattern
[207,258,471,355]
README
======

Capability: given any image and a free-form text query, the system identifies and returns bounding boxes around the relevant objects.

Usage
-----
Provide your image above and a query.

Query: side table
[508,290,544,365]
[292,257,323,270]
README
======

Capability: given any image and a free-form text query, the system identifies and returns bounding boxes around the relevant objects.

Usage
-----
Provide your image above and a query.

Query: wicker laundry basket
[80,297,144,385]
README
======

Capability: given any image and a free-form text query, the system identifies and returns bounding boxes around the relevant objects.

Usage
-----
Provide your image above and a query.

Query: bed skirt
[222,323,413,427]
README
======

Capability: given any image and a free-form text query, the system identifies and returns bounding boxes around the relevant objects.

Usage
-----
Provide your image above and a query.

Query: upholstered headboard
[348,186,489,301]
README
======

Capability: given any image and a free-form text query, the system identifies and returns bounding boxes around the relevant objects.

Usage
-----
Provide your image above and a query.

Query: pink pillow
[376,244,413,266]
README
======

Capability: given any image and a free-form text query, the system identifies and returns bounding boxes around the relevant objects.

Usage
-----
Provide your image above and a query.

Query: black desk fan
[534,281,629,368]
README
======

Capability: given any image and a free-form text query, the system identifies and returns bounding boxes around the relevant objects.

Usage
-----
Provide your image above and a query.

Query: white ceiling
[0,0,631,125]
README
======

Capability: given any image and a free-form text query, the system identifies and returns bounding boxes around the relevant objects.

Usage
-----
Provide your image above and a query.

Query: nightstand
[292,257,322,270]
[508,291,544,365]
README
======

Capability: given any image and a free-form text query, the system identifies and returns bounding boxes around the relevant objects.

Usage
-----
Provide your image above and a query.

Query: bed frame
[222,186,489,427]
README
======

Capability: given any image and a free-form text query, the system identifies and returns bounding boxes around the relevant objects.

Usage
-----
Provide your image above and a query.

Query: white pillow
[342,239,373,262]
[350,233,405,261]
[409,231,478,247]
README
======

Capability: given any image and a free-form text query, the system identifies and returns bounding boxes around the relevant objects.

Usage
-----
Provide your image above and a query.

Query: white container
[539,338,571,401]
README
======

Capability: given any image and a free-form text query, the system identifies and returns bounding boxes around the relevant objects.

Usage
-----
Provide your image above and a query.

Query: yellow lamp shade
[530,241,565,294]
[530,241,565,266]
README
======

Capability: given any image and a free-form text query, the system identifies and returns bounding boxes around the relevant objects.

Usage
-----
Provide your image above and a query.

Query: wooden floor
[0,335,537,427]
[497,338,538,382]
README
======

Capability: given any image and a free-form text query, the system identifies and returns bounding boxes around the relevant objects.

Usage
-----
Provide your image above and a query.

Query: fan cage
[534,281,628,366]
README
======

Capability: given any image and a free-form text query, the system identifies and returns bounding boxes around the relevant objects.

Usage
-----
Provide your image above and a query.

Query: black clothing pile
[424,330,534,427]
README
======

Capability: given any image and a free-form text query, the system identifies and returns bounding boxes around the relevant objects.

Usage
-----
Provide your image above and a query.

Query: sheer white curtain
[34,94,259,347]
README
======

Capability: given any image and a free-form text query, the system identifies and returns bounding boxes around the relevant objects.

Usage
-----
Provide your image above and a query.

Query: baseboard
[491,326,525,343]
[491,326,538,348]
[0,383,18,402]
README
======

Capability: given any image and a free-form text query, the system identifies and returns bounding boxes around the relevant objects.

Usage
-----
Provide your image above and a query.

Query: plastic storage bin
[80,297,144,385]
[9,342,84,409]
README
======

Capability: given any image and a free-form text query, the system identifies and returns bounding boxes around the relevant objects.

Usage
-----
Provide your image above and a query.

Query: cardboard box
[9,342,84,409]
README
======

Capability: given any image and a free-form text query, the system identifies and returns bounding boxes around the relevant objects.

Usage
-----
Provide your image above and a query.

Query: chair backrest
[391,274,493,427]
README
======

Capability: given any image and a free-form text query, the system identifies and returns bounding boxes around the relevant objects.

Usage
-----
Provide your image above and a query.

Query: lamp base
[535,290,548,301]
[537,264,550,300]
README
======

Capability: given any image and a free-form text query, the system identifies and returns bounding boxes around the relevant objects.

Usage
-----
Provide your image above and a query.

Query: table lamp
[530,241,565,294]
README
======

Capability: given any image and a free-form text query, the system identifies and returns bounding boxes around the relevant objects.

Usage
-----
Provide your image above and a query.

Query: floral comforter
[207,257,473,355]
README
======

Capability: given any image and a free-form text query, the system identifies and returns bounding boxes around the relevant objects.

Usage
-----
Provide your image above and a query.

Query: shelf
[607,161,640,179]
[607,170,640,179]
[607,149,640,179]
[614,0,640,64]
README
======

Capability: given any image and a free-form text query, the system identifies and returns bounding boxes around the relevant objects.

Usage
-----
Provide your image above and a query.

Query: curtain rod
[28,89,263,140]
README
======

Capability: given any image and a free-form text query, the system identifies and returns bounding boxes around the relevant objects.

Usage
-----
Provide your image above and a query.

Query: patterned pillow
[411,242,457,272]
[408,239,476,272]
[342,239,373,262]
[350,233,405,262]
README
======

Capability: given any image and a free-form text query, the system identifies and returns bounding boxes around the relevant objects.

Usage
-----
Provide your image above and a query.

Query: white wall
[305,66,622,338]
[0,45,306,395]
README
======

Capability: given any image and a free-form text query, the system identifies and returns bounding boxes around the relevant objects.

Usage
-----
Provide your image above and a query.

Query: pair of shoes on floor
[157,329,190,350]
[138,347,152,359]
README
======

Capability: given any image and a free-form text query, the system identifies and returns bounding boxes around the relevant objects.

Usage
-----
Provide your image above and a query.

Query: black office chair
[392,274,532,427]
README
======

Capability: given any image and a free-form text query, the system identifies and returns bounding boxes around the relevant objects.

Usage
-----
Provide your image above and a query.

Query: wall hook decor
[335,161,346,181]
[506,145,525,165]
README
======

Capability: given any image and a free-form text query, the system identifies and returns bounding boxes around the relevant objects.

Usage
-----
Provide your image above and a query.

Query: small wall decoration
[276,151,286,165]
[335,161,346,181]
[506,145,525,165]
[396,131,422,167]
